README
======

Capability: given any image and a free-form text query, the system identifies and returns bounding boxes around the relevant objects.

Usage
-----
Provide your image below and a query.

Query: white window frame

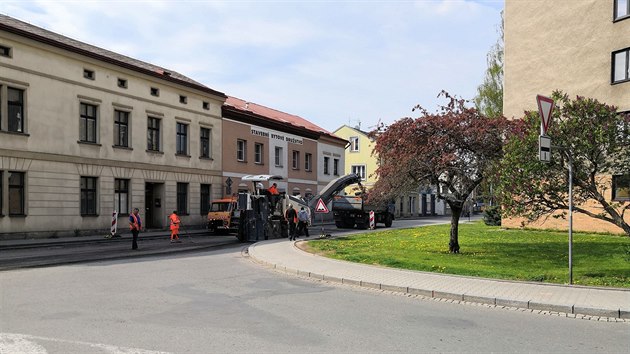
[305,153,312,171]
[351,164,366,180]
[275,146,283,167]
[292,150,300,170]
[254,143,264,164]
[237,139,247,162]
[349,136,360,152]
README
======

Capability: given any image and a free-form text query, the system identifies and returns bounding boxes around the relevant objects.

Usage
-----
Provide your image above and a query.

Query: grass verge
[304,222,630,288]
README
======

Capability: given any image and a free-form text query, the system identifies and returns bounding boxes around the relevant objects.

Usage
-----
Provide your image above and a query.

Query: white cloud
[2,0,502,132]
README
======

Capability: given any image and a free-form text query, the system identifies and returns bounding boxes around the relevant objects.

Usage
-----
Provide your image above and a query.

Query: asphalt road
[1,244,628,353]
[0,216,461,270]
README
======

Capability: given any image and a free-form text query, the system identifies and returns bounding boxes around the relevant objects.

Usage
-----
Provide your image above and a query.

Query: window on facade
[83,69,95,80]
[615,0,629,20]
[200,128,211,158]
[150,87,159,97]
[114,110,129,147]
[200,184,211,215]
[275,147,283,167]
[177,182,188,214]
[612,174,630,201]
[333,158,339,176]
[80,176,97,216]
[202,101,210,110]
[292,151,300,170]
[179,95,187,104]
[349,136,360,152]
[254,143,264,164]
[351,165,366,180]
[79,102,97,143]
[305,153,312,171]
[323,156,330,175]
[237,139,247,161]
[8,87,24,133]
[8,171,25,216]
[114,179,129,215]
[176,122,188,155]
[0,44,11,57]
[117,78,128,89]
[613,48,630,83]
[147,117,160,151]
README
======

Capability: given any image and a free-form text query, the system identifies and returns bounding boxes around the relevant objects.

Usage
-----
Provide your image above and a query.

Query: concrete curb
[247,242,630,320]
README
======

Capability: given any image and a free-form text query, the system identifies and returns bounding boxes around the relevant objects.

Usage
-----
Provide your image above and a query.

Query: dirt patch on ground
[295,240,331,257]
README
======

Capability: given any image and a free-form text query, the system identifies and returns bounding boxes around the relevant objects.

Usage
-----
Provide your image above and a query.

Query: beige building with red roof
[0,15,226,237]
[221,97,346,202]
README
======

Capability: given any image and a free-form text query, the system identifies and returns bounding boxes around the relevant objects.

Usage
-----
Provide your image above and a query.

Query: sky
[1,0,504,133]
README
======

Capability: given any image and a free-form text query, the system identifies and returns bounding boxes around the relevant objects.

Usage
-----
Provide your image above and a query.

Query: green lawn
[305,222,630,288]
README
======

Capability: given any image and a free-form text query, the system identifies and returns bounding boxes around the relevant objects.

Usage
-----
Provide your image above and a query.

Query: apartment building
[503,0,630,233]
[333,125,445,218]
[0,15,226,237]
[222,97,346,202]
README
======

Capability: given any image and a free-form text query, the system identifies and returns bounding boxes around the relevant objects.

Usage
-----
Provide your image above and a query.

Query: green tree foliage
[497,91,630,236]
[473,11,503,119]
[370,92,514,253]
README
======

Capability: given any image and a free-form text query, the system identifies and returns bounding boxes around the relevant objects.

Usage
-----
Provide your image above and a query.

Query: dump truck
[332,193,394,229]
[309,173,394,229]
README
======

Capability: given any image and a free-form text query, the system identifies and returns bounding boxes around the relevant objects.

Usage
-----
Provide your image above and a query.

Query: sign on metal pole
[314,198,329,213]
[536,94,555,135]
[539,135,551,163]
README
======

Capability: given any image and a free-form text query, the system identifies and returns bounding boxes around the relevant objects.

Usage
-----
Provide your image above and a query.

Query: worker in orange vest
[268,183,279,195]
[268,182,280,212]
[169,210,181,243]
[129,208,142,250]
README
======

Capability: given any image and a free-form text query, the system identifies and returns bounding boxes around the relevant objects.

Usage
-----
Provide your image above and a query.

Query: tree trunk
[449,207,462,253]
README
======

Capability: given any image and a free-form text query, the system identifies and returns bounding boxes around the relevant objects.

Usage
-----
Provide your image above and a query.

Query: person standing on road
[297,207,310,238]
[285,204,297,240]
[129,208,142,250]
[169,210,181,243]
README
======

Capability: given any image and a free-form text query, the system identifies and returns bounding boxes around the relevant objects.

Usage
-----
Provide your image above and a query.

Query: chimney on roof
[245,102,249,110]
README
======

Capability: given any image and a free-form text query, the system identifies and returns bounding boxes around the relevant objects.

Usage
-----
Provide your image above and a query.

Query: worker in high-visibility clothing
[129,208,142,250]
[169,210,181,243]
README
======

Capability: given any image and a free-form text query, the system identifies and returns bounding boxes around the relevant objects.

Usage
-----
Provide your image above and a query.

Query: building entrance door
[145,182,164,229]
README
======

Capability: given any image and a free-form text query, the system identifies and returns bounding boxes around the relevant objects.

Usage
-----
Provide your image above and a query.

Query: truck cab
[207,197,238,234]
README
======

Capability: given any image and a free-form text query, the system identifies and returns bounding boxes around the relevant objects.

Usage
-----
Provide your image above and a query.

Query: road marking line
[0,333,171,354]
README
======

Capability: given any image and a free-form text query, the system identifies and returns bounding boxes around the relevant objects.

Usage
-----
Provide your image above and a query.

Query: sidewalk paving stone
[248,239,630,320]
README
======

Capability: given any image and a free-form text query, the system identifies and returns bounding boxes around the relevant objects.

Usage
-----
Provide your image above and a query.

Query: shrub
[483,206,501,226]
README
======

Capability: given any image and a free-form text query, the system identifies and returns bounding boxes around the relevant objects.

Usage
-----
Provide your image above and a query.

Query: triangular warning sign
[314,198,329,213]
[536,95,555,135]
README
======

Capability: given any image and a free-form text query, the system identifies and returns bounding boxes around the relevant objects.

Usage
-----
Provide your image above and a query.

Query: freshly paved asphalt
[2,222,629,320]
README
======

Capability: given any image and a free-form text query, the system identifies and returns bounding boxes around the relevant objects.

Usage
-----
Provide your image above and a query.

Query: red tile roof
[225,96,342,141]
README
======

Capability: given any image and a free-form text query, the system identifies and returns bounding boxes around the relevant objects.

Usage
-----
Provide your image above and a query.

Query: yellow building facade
[333,125,445,217]
[503,0,630,234]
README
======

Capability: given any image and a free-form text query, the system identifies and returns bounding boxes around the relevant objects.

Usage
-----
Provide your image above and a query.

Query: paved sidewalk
[248,239,630,319]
